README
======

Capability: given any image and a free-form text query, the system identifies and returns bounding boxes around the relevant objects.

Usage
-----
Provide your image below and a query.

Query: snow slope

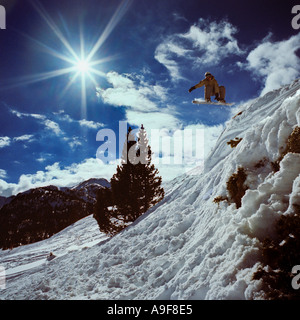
[0,80,299,300]
[0,215,107,282]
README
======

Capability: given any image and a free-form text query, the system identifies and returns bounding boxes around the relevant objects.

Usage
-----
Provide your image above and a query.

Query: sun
[5,0,132,117]
[75,59,91,74]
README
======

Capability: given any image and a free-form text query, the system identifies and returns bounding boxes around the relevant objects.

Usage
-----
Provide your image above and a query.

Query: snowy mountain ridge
[0,79,299,300]
[0,178,109,249]
[0,177,110,209]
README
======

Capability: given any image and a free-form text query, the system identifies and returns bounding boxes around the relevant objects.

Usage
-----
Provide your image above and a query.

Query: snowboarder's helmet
[205,72,212,77]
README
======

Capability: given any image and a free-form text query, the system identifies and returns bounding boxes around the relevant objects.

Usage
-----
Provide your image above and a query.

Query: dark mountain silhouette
[0,178,109,249]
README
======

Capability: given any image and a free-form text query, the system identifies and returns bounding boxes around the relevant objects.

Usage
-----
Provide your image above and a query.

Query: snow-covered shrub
[213,167,248,208]
[271,126,300,172]
[227,137,243,148]
[253,205,300,300]
[252,126,300,299]
[226,167,248,209]
[213,195,228,206]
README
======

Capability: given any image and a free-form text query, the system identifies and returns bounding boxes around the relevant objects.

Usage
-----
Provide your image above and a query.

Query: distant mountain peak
[0,177,110,249]
[72,178,110,190]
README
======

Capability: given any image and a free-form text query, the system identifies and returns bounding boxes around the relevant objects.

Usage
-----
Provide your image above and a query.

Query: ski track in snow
[0,80,299,300]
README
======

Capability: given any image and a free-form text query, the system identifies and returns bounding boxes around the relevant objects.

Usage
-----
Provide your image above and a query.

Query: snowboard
[193,100,234,106]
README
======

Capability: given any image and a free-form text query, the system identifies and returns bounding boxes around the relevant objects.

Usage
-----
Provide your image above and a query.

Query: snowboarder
[188,72,226,103]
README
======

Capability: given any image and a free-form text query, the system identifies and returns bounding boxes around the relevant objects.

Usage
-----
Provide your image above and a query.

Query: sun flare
[75,59,91,74]
[4,0,132,118]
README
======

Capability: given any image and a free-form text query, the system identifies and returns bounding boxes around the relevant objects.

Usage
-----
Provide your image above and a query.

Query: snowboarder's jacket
[194,75,220,95]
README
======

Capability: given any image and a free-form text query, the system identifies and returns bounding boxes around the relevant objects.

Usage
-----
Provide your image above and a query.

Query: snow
[0,215,107,282]
[0,79,299,300]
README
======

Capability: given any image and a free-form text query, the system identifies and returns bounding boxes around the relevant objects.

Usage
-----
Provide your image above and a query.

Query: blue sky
[0,0,299,196]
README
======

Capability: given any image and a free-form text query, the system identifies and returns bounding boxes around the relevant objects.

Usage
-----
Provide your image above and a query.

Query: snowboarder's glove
[214,93,220,101]
[189,86,196,93]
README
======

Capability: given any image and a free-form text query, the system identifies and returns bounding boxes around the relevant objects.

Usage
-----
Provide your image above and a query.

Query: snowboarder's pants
[219,86,226,100]
[205,85,226,100]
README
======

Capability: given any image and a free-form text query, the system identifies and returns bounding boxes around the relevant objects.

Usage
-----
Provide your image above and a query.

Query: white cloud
[10,109,46,120]
[54,110,104,129]
[97,71,166,112]
[79,119,104,129]
[0,169,7,179]
[13,134,35,142]
[63,136,84,149]
[44,119,63,135]
[36,152,53,163]
[0,179,14,197]
[1,135,35,150]
[155,19,244,81]
[9,108,103,141]
[101,73,181,130]
[126,108,181,131]
[0,158,116,197]
[181,19,243,64]
[9,107,64,136]
[0,136,11,149]
[53,111,73,122]
[37,157,47,163]
[239,33,300,95]
[155,42,191,81]
[97,70,181,130]
[172,12,188,23]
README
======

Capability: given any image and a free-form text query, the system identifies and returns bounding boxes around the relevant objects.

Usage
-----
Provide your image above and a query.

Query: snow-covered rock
[0,80,299,300]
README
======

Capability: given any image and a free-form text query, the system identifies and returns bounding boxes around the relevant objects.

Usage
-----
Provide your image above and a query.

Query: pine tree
[94,125,164,236]
[110,126,140,223]
[134,124,164,214]
[93,187,117,236]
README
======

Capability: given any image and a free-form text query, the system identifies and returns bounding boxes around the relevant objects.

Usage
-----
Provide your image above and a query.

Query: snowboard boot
[205,98,211,103]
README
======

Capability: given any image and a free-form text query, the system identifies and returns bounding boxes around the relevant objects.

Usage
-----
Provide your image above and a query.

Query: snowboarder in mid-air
[188,72,227,104]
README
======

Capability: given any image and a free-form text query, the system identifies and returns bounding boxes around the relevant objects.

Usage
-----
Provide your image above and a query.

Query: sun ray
[85,72,99,88]
[89,68,107,78]
[60,71,81,98]
[2,66,77,90]
[88,54,121,67]
[86,0,133,62]
[81,73,87,119]
[30,0,79,61]
[80,25,85,61]
[15,29,76,65]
